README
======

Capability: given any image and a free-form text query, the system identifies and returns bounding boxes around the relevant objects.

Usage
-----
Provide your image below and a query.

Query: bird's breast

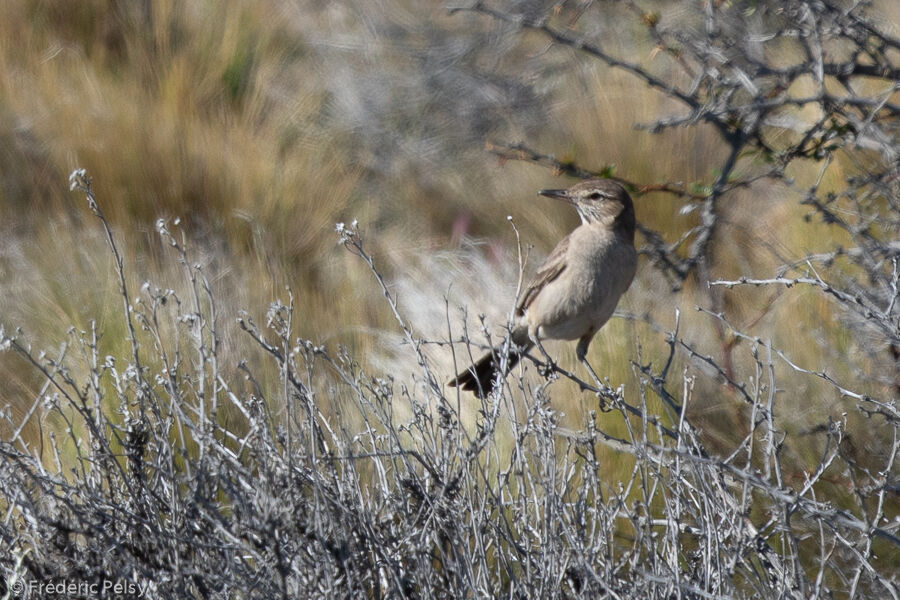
[523,225,636,341]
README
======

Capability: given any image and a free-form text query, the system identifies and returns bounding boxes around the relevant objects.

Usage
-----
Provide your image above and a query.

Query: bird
[449,178,637,398]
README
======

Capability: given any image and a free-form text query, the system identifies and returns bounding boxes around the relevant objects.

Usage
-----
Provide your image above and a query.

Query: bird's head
[538,178,635,237]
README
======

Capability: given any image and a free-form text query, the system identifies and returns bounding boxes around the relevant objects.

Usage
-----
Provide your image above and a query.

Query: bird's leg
[575,332,593,363]
[577,332,599,381]
[530,333,557,379]
[577,330,613,411]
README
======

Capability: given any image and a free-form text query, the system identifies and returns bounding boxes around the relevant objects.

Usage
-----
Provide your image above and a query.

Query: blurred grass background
[0,0,896,501]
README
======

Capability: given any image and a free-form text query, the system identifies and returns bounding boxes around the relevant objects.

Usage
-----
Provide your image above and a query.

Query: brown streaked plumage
[449,178,637,398]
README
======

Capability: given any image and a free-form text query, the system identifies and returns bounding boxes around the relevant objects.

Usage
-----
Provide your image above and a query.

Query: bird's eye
[588,192,602,200]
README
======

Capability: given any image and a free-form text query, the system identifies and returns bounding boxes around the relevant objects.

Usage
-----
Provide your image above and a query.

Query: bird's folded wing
[516,234,569,315]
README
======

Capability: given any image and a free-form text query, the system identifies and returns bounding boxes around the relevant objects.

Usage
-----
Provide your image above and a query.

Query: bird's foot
[579,357,615,411]
[537,357,559,379]
[532,338,558,379]
[596,394,614,413]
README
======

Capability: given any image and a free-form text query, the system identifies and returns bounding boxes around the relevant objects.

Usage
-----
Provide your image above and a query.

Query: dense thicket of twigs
[1,1,898,598]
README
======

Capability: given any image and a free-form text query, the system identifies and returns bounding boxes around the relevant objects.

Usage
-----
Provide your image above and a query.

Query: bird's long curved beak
[538,189,570,201]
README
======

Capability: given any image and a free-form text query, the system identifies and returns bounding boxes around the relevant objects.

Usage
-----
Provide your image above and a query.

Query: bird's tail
[448,329,532,399]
